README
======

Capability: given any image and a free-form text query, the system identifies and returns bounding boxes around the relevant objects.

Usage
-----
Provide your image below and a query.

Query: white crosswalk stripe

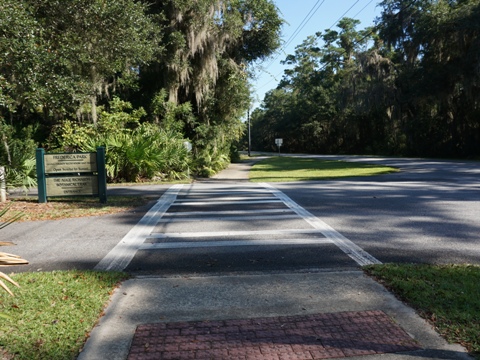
[96,182,381,271]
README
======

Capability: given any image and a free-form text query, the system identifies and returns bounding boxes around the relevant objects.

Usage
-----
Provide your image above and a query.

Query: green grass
[364,264,480,359]
[238,154,263,161]
[249,156,398,182]
[0,270,128,359]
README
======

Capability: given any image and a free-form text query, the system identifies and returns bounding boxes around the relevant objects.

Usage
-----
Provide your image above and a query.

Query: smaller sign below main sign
[46,176,99,197]
[44,153,97,174]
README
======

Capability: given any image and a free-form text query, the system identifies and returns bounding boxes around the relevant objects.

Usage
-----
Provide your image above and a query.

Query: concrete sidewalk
[210,157,267,181]
[77,161,472,360]
[78,272,470,360]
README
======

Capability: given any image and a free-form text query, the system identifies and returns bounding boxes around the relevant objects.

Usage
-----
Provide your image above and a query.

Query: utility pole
[247,108,251,157]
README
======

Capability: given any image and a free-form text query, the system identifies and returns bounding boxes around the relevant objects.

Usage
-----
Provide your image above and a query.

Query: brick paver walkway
[128,310,421,360]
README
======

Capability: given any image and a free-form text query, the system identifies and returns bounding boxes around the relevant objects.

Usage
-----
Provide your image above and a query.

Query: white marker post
[275,138,283,155]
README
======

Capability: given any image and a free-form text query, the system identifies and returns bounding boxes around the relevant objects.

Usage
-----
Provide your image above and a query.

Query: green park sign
[36,148,107,203]
[44,152,97,173]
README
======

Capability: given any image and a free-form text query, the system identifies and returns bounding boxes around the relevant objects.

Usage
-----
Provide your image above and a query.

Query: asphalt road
[2,155,479,274]
[121,182,368,276]
[273,155,480,266]
[99,155,479,276]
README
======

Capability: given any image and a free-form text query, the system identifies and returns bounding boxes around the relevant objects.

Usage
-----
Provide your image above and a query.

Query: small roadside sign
[36,147,107,204]
[275,138,283,154]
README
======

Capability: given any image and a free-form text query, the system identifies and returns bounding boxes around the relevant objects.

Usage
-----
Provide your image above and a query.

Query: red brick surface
[127,311,421,360]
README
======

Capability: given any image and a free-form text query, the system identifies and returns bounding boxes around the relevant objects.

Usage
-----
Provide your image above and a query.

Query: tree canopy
[252,0,480,158]
[0,0,283,182]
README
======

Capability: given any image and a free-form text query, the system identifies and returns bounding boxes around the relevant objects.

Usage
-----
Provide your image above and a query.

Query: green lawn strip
[364,264,480,359]
[249,157,398,182]
[0,270,128,359]
[238,154,263,161]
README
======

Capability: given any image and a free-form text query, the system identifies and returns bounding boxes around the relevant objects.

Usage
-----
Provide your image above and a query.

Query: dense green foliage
[48,97,192,182]
[0,0,283,185]
[138,0,282,176]
[251,0,480,158]
[7,0,478,185]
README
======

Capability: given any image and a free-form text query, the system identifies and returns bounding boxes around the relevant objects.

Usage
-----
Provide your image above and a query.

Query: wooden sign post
[36,147,107,203]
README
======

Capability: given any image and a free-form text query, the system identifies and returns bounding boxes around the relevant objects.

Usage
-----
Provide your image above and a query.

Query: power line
[255,0,384,98]
[262,0,326,72]
[327,0,362,30]
[283,0,326,51]
[352,0,377,21]
[255,70,284,91]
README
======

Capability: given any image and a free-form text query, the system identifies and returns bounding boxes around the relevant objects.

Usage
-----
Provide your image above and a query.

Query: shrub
[0,124,38,192]
[48,97,192,182]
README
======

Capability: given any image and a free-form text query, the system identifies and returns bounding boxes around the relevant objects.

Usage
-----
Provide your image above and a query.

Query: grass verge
[0,270,128,360]
[364,263,480,359]
[249,157,398,182]
[238,154,263,161]
[0,196,154,221]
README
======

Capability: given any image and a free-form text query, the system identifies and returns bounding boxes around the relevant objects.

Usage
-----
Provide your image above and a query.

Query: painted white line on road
[140,238,333,250]
[261,183,382,266]
[156,214,299,222]
[94,184,183,271]
[149,229,326,238]
[174,196,275,202]
[179,189,272,194]
[164,208,293,217]
[171,199,281,206]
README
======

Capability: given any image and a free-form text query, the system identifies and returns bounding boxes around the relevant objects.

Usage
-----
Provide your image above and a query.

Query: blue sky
[251,0,382,110]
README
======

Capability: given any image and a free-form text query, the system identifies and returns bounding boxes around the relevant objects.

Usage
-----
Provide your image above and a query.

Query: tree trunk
[90,64,98,125]
[90,95,98,125]
[1,132,11,165]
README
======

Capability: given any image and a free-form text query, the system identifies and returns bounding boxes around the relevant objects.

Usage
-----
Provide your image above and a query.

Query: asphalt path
[88,154,479,276]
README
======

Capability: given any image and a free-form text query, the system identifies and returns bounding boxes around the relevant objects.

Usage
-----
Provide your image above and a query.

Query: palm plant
[81,123,191,182]
[5,157,37,192]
